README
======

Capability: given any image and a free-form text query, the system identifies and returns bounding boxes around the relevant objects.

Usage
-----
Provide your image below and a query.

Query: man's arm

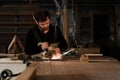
[25,29,43,55]
[57,27,68,52]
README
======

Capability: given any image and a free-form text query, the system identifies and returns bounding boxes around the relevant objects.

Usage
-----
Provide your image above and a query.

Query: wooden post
[62,0,69,48]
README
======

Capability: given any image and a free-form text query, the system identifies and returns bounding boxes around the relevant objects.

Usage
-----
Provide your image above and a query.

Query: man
[25,9,68,59]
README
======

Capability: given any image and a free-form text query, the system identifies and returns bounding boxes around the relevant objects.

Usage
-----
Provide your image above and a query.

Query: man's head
[34,9,50,33]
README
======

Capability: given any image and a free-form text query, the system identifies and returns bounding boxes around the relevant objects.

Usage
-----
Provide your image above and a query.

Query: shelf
[0,22,36,25]
[0,32,27,34]
[1,4,37,7]
[0,12,34,16]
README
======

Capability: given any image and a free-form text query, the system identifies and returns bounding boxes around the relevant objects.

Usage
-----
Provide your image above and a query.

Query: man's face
[38,17,50,33]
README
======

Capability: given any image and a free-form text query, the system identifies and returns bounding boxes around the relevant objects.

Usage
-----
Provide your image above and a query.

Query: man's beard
[42,27,49,34]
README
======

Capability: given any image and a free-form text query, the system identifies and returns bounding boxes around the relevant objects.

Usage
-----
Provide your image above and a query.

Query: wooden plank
[16,61,120,80]
[16,63,37,80]
[0,12,33,16]
[0,22,35,25]
[75,48,100,54]
[0,53,19,57]
[35,61,120,80]
[85,53,103,56]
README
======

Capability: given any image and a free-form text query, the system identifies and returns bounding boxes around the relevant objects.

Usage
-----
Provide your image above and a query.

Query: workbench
[16,59,120,80]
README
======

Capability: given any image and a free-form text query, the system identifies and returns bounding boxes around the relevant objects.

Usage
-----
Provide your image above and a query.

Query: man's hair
[34,9,50,22]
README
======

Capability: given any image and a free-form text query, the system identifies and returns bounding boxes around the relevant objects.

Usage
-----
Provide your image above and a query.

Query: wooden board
[16,62,37,80]
[16,60,120,80]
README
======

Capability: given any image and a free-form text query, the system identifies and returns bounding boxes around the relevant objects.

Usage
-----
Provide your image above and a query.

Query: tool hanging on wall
[7,35,24,54]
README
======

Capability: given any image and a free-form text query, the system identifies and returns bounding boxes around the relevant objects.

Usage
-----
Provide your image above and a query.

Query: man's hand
[41,42,49,50]
[51,48,62,59]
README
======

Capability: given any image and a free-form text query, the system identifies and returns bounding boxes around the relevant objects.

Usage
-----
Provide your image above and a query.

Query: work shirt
[25,24,68,55]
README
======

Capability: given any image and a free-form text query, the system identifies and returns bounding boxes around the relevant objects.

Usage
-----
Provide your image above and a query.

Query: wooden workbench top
[16,60,120,80]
